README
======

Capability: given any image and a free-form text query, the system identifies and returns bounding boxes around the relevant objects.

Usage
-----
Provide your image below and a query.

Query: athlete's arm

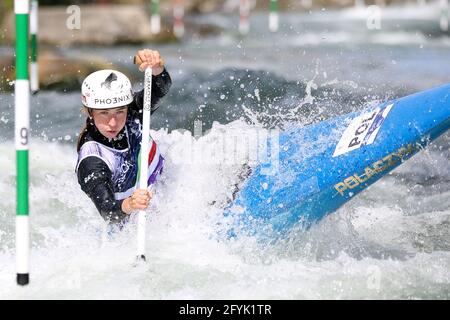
[132,68,172,115]
[77,157,153,220]
[77,156,128,223]
[131,49,172,115]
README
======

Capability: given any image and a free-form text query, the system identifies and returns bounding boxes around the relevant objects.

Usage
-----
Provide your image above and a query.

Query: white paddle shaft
[137,67,152,259]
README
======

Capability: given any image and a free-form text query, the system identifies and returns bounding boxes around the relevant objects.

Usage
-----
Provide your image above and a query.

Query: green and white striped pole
[269,0,279,32]
[30,0,38,94]
[150,0,160,34]
[15,0,30,286]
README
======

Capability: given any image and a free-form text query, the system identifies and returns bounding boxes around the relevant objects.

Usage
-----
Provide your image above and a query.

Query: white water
[1,2,449,299]
[0,125,449,299]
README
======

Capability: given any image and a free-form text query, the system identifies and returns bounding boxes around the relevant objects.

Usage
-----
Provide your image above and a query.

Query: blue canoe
[223,83,450,241]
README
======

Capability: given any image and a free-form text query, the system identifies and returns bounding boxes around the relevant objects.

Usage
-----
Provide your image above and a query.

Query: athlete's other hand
[122,189,153,214]
[135,49,164,75]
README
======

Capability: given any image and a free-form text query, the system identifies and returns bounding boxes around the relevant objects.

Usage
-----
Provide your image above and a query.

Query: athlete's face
[92,106,128,139]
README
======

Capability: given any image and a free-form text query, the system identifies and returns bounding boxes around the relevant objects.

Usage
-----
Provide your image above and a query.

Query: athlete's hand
[135,49,164,75]
[122,189,153,214]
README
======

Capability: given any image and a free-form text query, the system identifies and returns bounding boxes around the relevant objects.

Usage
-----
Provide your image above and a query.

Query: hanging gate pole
[15,0,31,286]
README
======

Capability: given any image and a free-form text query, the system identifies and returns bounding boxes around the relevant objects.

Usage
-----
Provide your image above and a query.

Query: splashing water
[1,7,449,299]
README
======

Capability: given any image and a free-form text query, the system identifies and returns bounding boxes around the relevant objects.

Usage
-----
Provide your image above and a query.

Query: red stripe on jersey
[148,141,157,165]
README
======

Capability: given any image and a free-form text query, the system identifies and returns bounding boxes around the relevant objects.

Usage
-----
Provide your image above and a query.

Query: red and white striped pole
[173,0,184,38]
[239,0,250,35]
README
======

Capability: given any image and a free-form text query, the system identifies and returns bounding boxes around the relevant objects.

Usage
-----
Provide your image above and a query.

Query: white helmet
[81,69,133,109]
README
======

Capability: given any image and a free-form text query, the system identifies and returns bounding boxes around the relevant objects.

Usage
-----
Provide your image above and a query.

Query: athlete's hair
[76,107,93,152]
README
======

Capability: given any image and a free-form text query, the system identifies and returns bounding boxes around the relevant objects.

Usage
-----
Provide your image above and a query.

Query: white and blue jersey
[76,121,164,200]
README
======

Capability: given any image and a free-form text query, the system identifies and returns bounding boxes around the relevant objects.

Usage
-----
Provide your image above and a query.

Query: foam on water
[1,2,449,299]
[0,124,449,299]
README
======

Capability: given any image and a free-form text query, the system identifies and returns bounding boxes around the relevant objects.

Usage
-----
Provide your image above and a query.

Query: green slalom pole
[15,0,30,286]
[150,0,160,34]
[30,0,38,94]
[269,0,279,32]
